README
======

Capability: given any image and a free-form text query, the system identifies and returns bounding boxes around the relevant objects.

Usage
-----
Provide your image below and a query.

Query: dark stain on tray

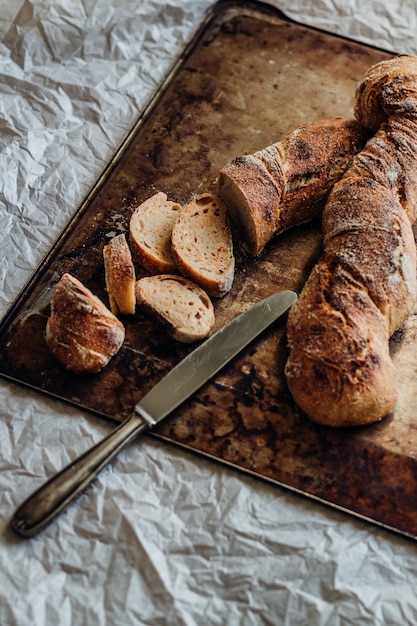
[2,0,417,540]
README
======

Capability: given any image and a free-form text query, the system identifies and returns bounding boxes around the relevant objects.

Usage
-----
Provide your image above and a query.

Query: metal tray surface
[2,0,417,539]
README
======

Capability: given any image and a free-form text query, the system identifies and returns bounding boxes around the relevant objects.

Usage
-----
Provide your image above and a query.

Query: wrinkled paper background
[1,1,417,624]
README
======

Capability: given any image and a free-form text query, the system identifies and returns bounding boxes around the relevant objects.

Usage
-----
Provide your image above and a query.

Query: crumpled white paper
[1,1,417,625]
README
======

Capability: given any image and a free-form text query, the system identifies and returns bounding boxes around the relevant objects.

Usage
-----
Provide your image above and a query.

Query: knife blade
[11,289,297,537]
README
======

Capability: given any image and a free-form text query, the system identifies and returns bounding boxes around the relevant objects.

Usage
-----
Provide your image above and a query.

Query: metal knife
[11,289,297,538]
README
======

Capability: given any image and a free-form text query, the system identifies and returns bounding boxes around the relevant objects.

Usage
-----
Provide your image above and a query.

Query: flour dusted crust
[136,274,215,343]
[218,117,369,255]
[171,193,235,298]
[285,54,417,427]
[129,191,182,274]
[103,233,136,315]
[46,273,125,374]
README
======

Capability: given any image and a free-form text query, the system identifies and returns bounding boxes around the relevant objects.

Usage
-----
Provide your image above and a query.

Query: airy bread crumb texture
[129,191,182,274]
[171,193,235,298]
[136,274,215,343]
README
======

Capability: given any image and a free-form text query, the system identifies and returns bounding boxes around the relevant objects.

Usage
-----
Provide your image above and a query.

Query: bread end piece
[103,233,136,315]
[218,152,284,255]
[46,273,125,374]
[136,274,215,343]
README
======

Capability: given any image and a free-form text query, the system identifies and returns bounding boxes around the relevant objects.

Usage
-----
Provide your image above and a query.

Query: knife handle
[10,412,149,538]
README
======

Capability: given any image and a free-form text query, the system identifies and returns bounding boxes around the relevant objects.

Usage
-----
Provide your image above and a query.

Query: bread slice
[171,193,234,298]
[135,274,215,343]
[129,191,182,273]
[46,273,125,374]
[103,233,136,315]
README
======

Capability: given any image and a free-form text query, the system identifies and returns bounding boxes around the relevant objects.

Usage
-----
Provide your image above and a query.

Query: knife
[11,289,297,537]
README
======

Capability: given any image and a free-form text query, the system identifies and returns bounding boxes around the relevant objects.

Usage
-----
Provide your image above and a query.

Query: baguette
[46,273,125,374]
[129,191,182,274]
[218,117,369,255]
[136,274,215,343]
[285,54,417,427]
[103,233,136,315]
[171,193,234,298]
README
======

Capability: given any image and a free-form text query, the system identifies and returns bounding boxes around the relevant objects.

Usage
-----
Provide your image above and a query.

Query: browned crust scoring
[323,177,416,333]
[348,116,417,224]
[285,261,397,427]
[103,233,136,315]
[46,273,125,374]
[218,117,369,255]
[285,55,417,427]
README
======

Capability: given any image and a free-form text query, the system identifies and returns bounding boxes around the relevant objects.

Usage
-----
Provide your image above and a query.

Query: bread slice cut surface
[129,191,182,274]
[135,274,215,343]
[171,193,234,298]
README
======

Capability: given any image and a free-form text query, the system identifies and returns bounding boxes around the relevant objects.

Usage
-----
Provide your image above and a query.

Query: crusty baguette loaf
[136,274,215,343]
[129,191,182,273]
[46,273,125,374]
[218,117,369,255]
[103,233,136,315]
[354,54,417,134]
[285,54,417,427]
[171,193,234,298]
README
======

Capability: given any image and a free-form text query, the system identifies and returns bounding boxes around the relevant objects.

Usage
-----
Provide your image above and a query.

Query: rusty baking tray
[2,0,417,540]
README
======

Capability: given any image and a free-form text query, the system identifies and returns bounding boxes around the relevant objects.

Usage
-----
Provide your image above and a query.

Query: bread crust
[285,261,397,427]
[286,55,417,427]
[171,193,235,298]
[103,233,136,315]
[46,273,125,374]
[218,117,369,255]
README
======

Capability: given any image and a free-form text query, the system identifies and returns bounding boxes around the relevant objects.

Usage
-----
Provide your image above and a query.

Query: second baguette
[285,55,417,427]
[103,233,136,315]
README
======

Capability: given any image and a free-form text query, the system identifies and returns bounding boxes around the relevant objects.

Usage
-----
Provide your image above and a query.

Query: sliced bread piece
[46,273,125,374]
[103,233,136,315]
[129,191,182,273]
[171,193,234,298]
[135,274,215,343]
